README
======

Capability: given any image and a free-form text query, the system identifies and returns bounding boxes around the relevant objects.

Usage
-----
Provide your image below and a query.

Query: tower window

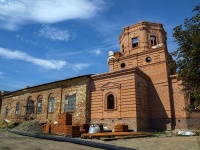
[132,37,138,48]
[107,94,114,109]
[150,36,157,45]
[122,45,124,53]
[146,57,152,62]
[120,63,125,68]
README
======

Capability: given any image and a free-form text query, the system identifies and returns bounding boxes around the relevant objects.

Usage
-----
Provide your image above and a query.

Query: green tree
[171,4,200,109]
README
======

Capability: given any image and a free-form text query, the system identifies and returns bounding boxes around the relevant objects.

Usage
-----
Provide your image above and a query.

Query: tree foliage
[171,4,200,107]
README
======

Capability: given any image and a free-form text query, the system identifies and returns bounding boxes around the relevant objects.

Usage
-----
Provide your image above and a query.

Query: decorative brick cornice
[92,67,149,81]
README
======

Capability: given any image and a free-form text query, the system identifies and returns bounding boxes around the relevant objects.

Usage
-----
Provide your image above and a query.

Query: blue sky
[0,0,198,91]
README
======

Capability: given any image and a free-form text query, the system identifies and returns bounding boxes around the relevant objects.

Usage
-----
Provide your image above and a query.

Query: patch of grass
[149,131,167,137]
[7,124,16,129]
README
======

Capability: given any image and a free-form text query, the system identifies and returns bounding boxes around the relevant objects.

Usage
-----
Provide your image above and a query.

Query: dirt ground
[0,128,200,150]
[82,134,200,150]
[0,129,101,150]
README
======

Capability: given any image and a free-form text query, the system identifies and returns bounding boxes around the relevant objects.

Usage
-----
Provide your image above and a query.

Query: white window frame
[65,95,76,112]
[15,102,20,115]
[48,97,54,113]
[37,100,42,114]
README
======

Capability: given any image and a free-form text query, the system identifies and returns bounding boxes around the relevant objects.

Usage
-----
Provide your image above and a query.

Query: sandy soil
[0,129,101,150]
[80,133,200,150]
[0,128,200,150]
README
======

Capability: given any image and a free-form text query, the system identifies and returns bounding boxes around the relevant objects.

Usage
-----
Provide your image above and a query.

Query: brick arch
[27,96,32,101]
[37,94,42,100]
[48,93,54,99]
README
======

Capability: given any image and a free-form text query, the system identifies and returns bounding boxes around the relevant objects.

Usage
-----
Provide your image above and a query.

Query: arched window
[5,107,8,116]
[27,97,34,114]
[37,95,42,114]
[48,94,54,113]
[15,102,20,115]
[107,94,114,109]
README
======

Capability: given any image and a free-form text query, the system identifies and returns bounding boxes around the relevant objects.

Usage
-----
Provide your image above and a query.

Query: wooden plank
[101,135,150,141]
[81,132,150,139]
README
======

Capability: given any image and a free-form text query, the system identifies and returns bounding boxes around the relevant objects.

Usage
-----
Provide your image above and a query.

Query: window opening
[37,100,42,114]
[120,63,126,68]
[5,107,8,116]
[146,57,152,62]
[122,45,124,53]
[48,97,54,113]
[27,100,34,114]
[150,36,157,45]
[132,37,138,48]
[65,95,76,112]
[15,103,20,115]
[190,96,200,109]
[107,94,114,109]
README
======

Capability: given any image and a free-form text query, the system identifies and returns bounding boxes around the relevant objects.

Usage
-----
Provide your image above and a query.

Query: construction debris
[12,120,42,134]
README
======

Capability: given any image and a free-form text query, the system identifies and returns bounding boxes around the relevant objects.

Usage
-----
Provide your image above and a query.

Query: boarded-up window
[65,95,76,112]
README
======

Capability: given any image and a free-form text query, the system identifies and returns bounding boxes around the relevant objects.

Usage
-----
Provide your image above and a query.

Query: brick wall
[108,21,173,130]
[91,67,149,130]
[0,76,90,125]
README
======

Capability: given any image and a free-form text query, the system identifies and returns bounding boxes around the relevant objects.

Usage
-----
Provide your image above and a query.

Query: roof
[1,74,92,97]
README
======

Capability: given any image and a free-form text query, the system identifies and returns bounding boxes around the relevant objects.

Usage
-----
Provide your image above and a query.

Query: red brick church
[1,21,200,131]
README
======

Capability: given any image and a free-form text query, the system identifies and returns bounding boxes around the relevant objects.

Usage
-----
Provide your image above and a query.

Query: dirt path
[81,134,200,150]
[0,129,102,150]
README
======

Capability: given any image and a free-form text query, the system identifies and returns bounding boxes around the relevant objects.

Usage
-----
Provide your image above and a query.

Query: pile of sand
[0,119,7,128]
[12,120,42,134]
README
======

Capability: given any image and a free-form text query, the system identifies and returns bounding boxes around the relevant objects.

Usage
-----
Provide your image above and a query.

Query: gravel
[11,120,43,134]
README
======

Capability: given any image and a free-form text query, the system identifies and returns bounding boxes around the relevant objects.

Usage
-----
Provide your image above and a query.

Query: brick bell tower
[108,21,174,130]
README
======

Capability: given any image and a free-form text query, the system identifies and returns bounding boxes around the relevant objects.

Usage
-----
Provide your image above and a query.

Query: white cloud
[16,35,38,45]
[73,63,90,71]
[0,71,5,78]
[39,25,72,41]
[0,0,105,30]
[0,47,66,69]
[91,49,101,55]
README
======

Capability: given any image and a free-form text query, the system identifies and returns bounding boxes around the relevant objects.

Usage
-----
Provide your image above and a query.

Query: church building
[1,21,200,131]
